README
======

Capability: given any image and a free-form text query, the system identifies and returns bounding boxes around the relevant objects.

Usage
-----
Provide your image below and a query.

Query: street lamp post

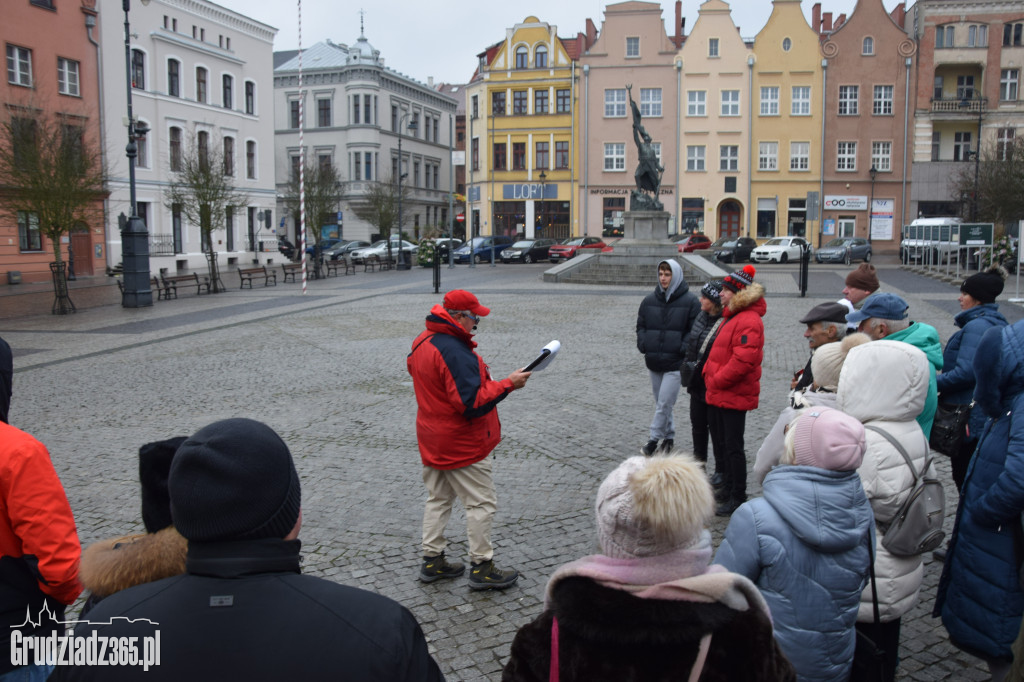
[538,170,546,237]
[395,113,418,270]
[120,0,152,308]
[960,96,985,221]
[867,164,877,245]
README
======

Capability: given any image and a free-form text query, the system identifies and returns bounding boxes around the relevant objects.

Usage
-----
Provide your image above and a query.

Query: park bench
[115,276,170,300]
[282,262,303,283]
[160,272,210,298]
[363,255,381,273]
[237,265,277,288]
[325,257,355,277]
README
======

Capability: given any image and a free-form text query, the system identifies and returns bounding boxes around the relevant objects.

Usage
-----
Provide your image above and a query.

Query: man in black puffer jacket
[636,259,701,456]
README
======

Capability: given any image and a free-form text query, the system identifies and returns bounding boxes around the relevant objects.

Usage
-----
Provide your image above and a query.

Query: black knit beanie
[169,418,301,543]
[139,436,187,533]
[961,265,1007,304]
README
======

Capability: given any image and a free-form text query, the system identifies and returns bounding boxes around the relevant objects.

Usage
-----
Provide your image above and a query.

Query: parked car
[350,239,418,264]
[900,216,961,265]
[417,238,464,266]
[323,240,371,260]
[675,234,713,253]
[750,236,811,264]
[277,237,296,260]
[500,238,557,264]
[710,236,758,263]
[453,235,514,264]
[305,237,343,256]
[548,236,607,263]
[815,237,872,264]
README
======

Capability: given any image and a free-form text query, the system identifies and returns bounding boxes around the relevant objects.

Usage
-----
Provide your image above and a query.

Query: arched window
[515,45,528,69]
[862,37,874,55]
[535,45,548,68]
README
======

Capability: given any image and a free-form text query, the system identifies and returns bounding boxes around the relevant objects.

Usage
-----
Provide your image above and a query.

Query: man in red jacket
[408,290,531,590]
[703,265,766,517]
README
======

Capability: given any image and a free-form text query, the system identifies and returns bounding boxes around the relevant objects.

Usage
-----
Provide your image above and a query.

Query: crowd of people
[1,257,1023,680]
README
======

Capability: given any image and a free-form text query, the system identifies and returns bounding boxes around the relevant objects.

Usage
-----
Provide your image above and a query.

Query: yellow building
[749,0,824,242]
[464,16,585,240]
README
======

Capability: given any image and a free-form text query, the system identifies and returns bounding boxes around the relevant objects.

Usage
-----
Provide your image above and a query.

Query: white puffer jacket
[837,340,934,622]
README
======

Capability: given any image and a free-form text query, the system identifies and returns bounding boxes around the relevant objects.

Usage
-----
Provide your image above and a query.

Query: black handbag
[679,360,697,386]
[929,402,972,456]
[850,538,886,682]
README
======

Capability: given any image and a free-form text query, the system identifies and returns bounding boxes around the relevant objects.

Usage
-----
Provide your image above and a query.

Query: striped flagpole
[298,0,307,294]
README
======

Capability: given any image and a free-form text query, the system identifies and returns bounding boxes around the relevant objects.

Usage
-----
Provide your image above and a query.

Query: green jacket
[887,321,944,437]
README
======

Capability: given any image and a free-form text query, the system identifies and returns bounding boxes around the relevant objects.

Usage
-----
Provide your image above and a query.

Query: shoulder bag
[681,318,723,388]
[930,401,972,456]
[865,424,946,556]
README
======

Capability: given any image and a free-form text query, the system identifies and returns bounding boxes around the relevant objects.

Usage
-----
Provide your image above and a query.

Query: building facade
[273,33,457,245]
[98,0,278,273]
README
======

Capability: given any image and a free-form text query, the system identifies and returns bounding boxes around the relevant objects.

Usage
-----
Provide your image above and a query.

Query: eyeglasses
[462,312,480,323]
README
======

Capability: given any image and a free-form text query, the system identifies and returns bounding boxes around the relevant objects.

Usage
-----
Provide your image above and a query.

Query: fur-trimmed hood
[725,282,766,318]
[80,527,187,599]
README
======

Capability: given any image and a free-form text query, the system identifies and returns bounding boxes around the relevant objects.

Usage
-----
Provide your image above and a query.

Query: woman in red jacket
[702,265,766,516]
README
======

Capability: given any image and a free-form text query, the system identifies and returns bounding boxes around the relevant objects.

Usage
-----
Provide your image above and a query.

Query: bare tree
[0,106,105,313]
[949,137,1024,229]
[165,131,248,292]
[282,160,343,270]
[349,173,411,261]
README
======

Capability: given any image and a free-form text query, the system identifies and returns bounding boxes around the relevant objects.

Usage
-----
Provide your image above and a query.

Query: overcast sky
[211,0,907,85]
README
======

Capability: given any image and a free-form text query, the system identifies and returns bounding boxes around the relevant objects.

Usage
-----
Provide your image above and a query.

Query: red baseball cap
[443,289,490,317]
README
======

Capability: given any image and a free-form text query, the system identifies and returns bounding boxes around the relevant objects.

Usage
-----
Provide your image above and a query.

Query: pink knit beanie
[789,407,866,471]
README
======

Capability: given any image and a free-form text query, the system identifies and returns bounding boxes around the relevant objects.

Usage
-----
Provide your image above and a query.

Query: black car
[711,236,758,263]
[500,238,557,264]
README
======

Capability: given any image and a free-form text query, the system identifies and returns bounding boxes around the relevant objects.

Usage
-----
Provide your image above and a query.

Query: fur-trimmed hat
[845,263,879,292]
[961,265,1008,304]
[595,455,714,559]
[786,406,866,471]
[700,280,723,307]
[722,264,757,293]
[810,333,871,392]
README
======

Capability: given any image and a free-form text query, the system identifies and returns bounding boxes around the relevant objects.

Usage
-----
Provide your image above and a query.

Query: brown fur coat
[80,527,187,600]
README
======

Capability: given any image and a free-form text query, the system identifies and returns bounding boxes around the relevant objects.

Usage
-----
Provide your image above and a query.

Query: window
[720,145,739,171]
[936,25,955,48]
[512,142,526,170]
[245,81,255,114]
[17,211,41,252]
[931,131,941,162]
[954,131,972,161]
[513,90,528,115]
[169,126,182,172]
[353,95,360,124]
[492,91,506,116]
[791,86,810,115]
[957,75,975,100]
[61,124,83,168]
[997,128,1017,161]
[223,137,234,176]
[535,89,548,114]
[167,59,180,97]
[968,24,988,47]
[626,37,639,57]
[222,74,232,109]
[290,100,300,129]
[131,49,145,89]
[196,67,207,103]
[6,45,31,86]
[708,38,719,57]
[871,141,892,171]
[934,76,944,100]
[790,142,809,171]
[605,89,626,117]
[838,85,859,115]
[291,155,302,182]
[1005,22,1024,47]
[873,85,893,115]
[134,125,148,168]
[782,38,792,51]
[11,118,36,170]
[758,142,779,171]
[687,91,706,117]
[604,143,625,171]
[1001,69,1019,101]
[652,143,662,164]
[640,88,662,117]
[318,154,332,174]
[246,140,256,179]
[556,89,571,113]
[721,90,740,116]
[862,37,874,55]
[317,98,331,127]
[225,207,233,252]
[471,138,479,170]
[364,94,373,124]
[535,45,548,68]
[686,146,706,171]
[760,87,779,116]
[536,141,549,169]
[364,152,373,181]
[493,142,506,170]
[197,131,209,169]
[413,161,420,187]
[515,46,528,69]
[555,141,569,169]
[837,141,857,170]
[57,57,80,96]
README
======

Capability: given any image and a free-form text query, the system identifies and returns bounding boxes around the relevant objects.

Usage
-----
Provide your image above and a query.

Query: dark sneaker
[641,440,659,457]
[709,472,724,488]
[715,496,745,517]
[468,560,518,590]
[419,553,465,583]
[658,439,675,454]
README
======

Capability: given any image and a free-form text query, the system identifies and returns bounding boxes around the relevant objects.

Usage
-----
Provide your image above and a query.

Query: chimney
[822,12,833,32]
[812,3,821,34]
[427,76,434,88]
[676,1,683,45]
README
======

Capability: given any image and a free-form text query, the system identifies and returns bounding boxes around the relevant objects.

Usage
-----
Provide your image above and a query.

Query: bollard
[799,244,810,297]
[433,246,441,293]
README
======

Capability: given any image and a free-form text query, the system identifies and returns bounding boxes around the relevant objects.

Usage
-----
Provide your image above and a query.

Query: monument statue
[626,84,664,212]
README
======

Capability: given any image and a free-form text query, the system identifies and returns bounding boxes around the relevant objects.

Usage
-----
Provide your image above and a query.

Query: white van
[900,217,961,264]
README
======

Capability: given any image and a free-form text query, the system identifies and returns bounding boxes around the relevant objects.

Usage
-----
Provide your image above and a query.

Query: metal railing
[149,234,176,256]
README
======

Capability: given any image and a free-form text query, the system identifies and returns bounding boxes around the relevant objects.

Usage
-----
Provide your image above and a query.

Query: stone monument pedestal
[623,210,671,242]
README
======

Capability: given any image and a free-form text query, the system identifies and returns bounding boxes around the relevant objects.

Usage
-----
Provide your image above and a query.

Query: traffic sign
[456,214,465,223]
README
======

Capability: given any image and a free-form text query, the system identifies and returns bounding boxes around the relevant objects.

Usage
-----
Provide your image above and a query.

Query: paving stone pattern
[6,259,1022,681]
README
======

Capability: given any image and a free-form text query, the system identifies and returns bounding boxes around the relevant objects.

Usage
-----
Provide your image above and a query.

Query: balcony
[149,234,176,256]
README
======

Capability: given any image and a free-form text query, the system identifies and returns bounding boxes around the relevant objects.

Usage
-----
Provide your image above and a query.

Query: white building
[98,0,277,272]
[273,31,458,244]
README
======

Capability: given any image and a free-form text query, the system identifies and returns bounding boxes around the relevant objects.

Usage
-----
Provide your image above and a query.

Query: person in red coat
[407,290,531,590]
[702,264,766,516]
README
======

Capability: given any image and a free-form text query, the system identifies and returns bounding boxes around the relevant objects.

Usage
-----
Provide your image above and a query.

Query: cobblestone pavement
[4,258,1023,681]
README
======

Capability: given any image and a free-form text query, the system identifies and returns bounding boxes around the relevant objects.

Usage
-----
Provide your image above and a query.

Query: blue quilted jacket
[936,303,1007,439]
[715,466,874,682]
[936,320,1024,661]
